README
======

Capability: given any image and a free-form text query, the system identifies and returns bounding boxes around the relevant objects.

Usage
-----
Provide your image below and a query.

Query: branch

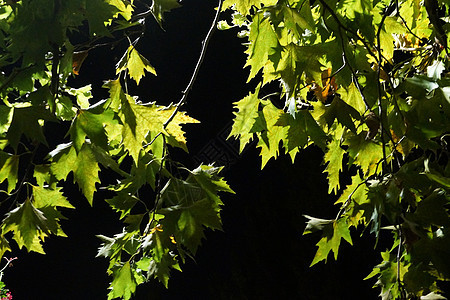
[376,1,393,174]
[163,0,224,129]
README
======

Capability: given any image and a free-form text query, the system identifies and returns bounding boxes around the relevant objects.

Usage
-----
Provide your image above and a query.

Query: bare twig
[163,0,224,129]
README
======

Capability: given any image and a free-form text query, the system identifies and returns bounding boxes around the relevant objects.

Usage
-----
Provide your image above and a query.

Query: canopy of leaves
[222,0,450,298]
[0,1,232,299]
[0,0,449,299]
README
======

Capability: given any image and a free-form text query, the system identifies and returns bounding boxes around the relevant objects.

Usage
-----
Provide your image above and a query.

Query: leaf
[0,151,19,193]
[274,43,325,96]
[106,192,139,220]
[32,185,74,237]
[222,0,277,15]
[309,217,353,266]
[0,105,13,134]
[107,0,134,21]
[50,143,100,205]
[338,82,367,115]
[303,215,333,234]
[229,84,261,152]
[6,105,55,151]
[324,138,345,194]
[256,100,288,168]
[69,106,117,151]
[343,133,384,176]
[244,13,279,81]
[85,0,119,36]
[427,60,445,80]
[116,46,157,85]
[322,96,361,132]
[68,85,93,109]
[107,262,140,300]
[118,95,198,162]
[2,198,50,254]
[150,0,182,27]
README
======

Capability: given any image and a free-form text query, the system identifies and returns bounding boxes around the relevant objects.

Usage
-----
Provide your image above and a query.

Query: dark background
[4,1,381,299]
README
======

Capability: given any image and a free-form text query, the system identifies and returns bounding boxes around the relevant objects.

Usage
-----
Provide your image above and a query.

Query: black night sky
[4,1,382,299]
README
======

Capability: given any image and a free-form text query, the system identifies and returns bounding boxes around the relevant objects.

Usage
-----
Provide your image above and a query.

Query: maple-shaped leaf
[106,192,139,220]
[50,143,100,205]
[0,151,19,193]
[69,105,117,151]
[276,110,328,156]
[0,105,13,134]
[244,13,279,81]
[321,96,361,132]
[2,198,50,254]
[107,262,142,300]
[158,106,200,151]
[0,235,11,258]
[324,138,345,194]
[118,94,199,162]
[117,46,156,85]
[85,0,119,36]
[338,82,367,115]
[107,0,134,21]
[256,100,288,168]
[150,0,181,27]
[229,84,261,152]
[158,165,232,254]
[222,0,277,16]
[274,43,325,96]
[68,85,93,109]
[344,133,384,176]
[6,105,56,151]
[305,217,353,266]
[268,5,314,40]
[32,185,74,237]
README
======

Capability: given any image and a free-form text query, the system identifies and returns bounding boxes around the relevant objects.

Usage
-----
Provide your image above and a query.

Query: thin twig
[163,0,224,129]
[376,1,393,174]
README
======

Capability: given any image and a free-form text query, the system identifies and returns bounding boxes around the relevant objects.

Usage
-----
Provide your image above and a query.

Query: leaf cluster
[223,0,450,298]
[0,0,233,299]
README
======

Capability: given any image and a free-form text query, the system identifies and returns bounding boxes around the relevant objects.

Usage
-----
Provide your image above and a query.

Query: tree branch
[163,0,224,129]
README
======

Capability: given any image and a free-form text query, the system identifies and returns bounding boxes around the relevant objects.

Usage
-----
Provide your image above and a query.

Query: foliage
[0,0,232,299]
[222,0,450,298]
[0,0,449,299]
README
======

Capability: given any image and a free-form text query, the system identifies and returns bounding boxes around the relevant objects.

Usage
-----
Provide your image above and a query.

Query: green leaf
[68,85,93,109]
[107,262,140,300]
[6,105,56,151]
[244,13,279,81]
[338,82,367,115]
[85,0,119,36]
[69,106,117,151]
[309,217,353,266]
[150,0,182,27]
[2,198,50,254]
[0,151,19,193]
[322,96,361,132]
[32,185,74,237]
[0,105,13,134]
[222,0,277,15]
[106,192,139,220]
[324,138,345,194]
[116,46,157,84]
[274,43,325,96]
[50,143,100,205]
[303,215,333,234]
[229,84,261,152]
[256,100,288,168]
[343,133,384,176]
[118,94,199,163]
